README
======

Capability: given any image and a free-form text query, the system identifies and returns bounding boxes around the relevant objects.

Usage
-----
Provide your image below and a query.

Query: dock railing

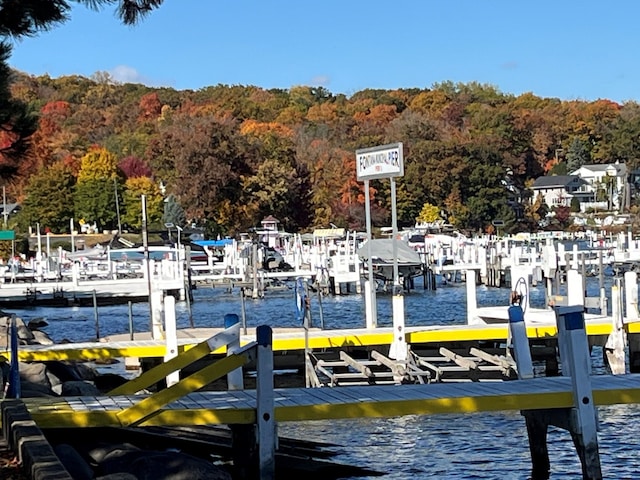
[108,317,275,478]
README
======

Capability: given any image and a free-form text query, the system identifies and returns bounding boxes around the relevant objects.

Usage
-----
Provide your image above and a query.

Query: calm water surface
[5,275,639,479]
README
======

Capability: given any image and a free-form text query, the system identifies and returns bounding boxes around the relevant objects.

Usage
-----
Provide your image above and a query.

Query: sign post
[355,143,406,359]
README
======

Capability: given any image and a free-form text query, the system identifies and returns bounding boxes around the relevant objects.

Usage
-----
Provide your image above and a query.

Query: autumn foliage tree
[14,162,76,233]
[4,68,640,237]
[74,146,122,230]
[0,0,164,191]
[121,176,163,230]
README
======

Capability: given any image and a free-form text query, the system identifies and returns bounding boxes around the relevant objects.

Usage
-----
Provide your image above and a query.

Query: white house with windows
[531,175,589,208]
[570,162,627,211]
[532,162,628,213]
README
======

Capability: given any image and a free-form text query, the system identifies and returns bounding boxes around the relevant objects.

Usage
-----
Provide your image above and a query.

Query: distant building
[257,215,282,249]
[531,175,589,208]
[532,162,628,213]
[570,162,628,211]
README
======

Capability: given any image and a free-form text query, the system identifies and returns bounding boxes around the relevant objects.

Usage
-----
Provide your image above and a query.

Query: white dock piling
[466,269,478,325]
[604,280,627,375]
[389,292,407,361]
[624,271,638,320]
[224,314,243,391]
[555,305,602,478]
[566,270,584,307]
[256,325,275,479]
[150,288,164,340]
[163,295,179,387]
[507,305,534,379]
[625,271,640,373]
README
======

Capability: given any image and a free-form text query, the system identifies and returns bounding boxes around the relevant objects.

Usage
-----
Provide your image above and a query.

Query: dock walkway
[5,311,640,479]
[23,374,640,429]
[7,315,640,362]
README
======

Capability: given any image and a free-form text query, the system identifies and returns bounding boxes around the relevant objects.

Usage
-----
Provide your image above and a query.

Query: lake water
[4,275,639,479]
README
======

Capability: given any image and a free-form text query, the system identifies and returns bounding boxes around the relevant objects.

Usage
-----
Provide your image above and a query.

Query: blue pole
[7,315,20,398]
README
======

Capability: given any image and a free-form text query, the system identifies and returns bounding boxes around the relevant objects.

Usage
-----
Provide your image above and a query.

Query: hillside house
[531,175,589,209]
[532,162,629,213]
[570,163,628,211]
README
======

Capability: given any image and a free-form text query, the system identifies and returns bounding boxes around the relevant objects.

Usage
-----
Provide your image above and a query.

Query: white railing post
[256,325,275,479]
[163,295,179,386]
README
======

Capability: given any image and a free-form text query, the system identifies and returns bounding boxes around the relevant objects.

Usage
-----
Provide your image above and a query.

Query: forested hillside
[4,71,640,238]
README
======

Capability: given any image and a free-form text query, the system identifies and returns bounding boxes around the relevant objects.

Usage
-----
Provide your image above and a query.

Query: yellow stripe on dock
[22,374,640,429]
[6,319,640,362]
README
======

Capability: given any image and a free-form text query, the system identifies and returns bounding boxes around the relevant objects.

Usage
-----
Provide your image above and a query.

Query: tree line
[2,2,640,240]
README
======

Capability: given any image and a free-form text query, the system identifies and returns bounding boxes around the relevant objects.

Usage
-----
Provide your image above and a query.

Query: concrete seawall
[1,399,72,480]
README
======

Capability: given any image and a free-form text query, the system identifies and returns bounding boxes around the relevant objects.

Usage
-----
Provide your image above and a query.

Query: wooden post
[523,411,550,480]
[228,313,254,480]
[522,305,602,480]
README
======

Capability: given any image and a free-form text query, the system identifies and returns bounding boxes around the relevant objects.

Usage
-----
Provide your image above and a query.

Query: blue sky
[7,1,640,103]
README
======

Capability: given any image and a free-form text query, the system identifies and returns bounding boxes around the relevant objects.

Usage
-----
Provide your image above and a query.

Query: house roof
[572,163,627,176]
[532,175,581,189]
[261,215,279,224]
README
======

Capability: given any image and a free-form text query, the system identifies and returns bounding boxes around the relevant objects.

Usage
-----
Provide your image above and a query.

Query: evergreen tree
[163,194,187,228]
[566,137,591,173]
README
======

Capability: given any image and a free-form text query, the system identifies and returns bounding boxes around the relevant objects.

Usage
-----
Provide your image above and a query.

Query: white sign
[355,142,404,181]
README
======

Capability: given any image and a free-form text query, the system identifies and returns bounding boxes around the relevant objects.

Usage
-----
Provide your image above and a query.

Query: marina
[3,263,640,478]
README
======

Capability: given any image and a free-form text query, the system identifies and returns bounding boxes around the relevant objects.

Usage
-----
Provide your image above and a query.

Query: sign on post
[0,230,15,241]
[356,143,404,181]
[356,142,405,357]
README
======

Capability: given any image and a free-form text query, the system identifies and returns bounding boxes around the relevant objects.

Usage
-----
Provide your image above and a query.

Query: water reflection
[279,405,640,479]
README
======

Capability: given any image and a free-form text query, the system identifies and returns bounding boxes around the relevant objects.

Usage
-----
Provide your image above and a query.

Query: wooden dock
[6,315,639,363]
[4,312,640,479]
[0,276,185,307]
[21,374,640,429]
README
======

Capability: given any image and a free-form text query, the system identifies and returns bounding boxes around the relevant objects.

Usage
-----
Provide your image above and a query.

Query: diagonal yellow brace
[116,352,249,427]
[108,340,219,395]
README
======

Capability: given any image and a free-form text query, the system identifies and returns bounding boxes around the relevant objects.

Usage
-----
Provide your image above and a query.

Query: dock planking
[5,318,640,362]
[22,374,640,429]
